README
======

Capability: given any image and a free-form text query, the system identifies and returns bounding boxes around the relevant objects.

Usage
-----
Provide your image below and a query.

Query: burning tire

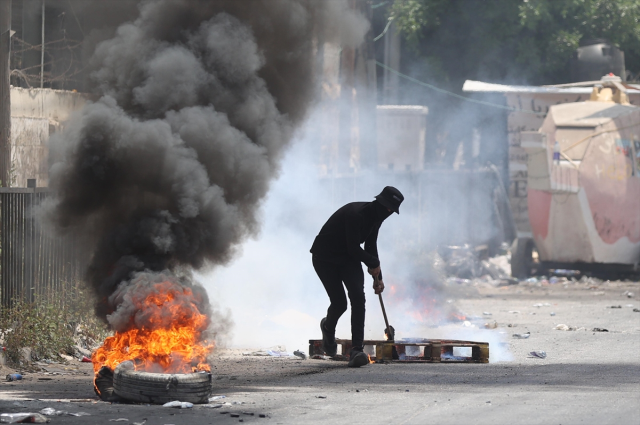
[113,368,212,404]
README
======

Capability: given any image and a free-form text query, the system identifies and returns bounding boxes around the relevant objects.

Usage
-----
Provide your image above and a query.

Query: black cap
[375,186,404,214]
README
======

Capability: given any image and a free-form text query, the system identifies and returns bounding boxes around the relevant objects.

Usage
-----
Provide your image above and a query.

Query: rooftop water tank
[572,38,625,82]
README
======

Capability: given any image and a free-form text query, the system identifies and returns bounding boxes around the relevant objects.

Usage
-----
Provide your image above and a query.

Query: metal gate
[0,185,86,307]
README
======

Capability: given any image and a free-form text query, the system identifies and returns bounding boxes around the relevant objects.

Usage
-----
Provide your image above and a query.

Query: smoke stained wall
[40,0,369,333]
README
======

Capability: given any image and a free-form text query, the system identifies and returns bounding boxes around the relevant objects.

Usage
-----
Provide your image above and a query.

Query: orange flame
[450,312,467,322]
[92,281,213,377]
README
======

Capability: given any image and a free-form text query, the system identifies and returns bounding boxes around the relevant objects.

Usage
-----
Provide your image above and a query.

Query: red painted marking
[528,189,552,240]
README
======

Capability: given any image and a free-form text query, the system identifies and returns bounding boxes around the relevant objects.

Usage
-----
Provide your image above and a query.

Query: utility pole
[0,0,12,187]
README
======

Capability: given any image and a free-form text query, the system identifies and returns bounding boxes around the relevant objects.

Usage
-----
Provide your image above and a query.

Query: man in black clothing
[310,186,404,367]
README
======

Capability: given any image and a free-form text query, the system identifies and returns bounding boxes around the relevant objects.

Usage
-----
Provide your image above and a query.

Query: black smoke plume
[42,0,369,327]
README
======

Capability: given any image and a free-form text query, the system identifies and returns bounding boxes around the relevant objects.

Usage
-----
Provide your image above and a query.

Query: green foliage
[389,0,640,85]
[0,283,111,368]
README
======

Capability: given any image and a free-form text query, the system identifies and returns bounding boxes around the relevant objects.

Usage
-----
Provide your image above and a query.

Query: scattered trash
[6,374,22,382]
[259,414,267,418]
[624,291,634,298]
[484,321,497,329]
[293,350,307,360]
[162,401,193,409]
[311,354,332,360]
[608,305,622,309]
[242,346,294,357]
[552,269,580,277]
[550,312,556,316]
[554,324,578,331]
[39,408,90,417]
[513,332,531,339]
[202,404,225,409]
[109,419,129,422]
[507,324,517,327]
[58,353,74,362]
[508,311,520,314]
[230,414,240,418]
[634,308,640,313]
[482,312,492,316]
[132,420,147,425]
[592,328,609,332]
[209,396,226,402]
[554,324,568,331]
[81,356,92,363]
[529,351,547,359]
[462,321,473,327]
[0,413,50,423]
[316,396,327,399]
[231,401,244,405]
[532,303,551,307]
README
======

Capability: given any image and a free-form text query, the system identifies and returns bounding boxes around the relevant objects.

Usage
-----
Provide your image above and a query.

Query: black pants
[312,256,365,350]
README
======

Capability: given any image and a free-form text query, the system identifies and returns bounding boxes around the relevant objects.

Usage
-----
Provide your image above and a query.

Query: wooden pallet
[309,338,489,363]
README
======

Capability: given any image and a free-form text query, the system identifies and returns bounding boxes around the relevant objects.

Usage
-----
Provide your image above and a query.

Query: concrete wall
[9,87,90,187]
[376,105,428,172]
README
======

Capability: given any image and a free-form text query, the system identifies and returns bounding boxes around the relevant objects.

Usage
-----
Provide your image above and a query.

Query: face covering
[374,201,393,222]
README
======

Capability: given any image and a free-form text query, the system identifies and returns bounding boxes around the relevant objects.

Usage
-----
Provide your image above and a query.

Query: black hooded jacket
[310,201,391,269]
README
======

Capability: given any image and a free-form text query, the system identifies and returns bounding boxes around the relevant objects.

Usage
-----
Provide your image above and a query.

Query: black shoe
[320,318,337,356]
[348,349,369,368]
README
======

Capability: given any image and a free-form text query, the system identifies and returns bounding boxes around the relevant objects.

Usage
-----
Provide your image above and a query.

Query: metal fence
[0,184,86,307]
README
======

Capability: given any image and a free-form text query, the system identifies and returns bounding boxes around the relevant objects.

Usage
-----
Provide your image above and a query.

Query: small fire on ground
[92,281,213,394]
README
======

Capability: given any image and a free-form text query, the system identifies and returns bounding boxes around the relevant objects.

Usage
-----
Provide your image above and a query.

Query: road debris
[608,305,622,309]
[39,408,90,417]
[512,332,531,339]
[554,324,576,331]
[592,328,609,332]
[162,401,194,408]
[624,291,634,298]
[529,351,547,359]
[6,374,22,381]
[484,321,497,329]
[293,350,307,360]
[0,413,50,423]
[109,419,129,422]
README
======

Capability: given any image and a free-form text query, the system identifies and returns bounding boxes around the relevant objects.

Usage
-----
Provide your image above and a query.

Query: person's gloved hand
[373,278,385,294]
[368,266,381,277]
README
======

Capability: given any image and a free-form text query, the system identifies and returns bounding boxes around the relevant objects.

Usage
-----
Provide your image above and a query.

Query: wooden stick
[374,274,393,340]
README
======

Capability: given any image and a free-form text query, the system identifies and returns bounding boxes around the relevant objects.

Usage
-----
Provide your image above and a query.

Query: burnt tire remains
[113,369,212,404]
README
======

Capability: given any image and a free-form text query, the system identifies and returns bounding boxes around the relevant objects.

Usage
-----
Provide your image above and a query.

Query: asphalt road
[1,278,638,425]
